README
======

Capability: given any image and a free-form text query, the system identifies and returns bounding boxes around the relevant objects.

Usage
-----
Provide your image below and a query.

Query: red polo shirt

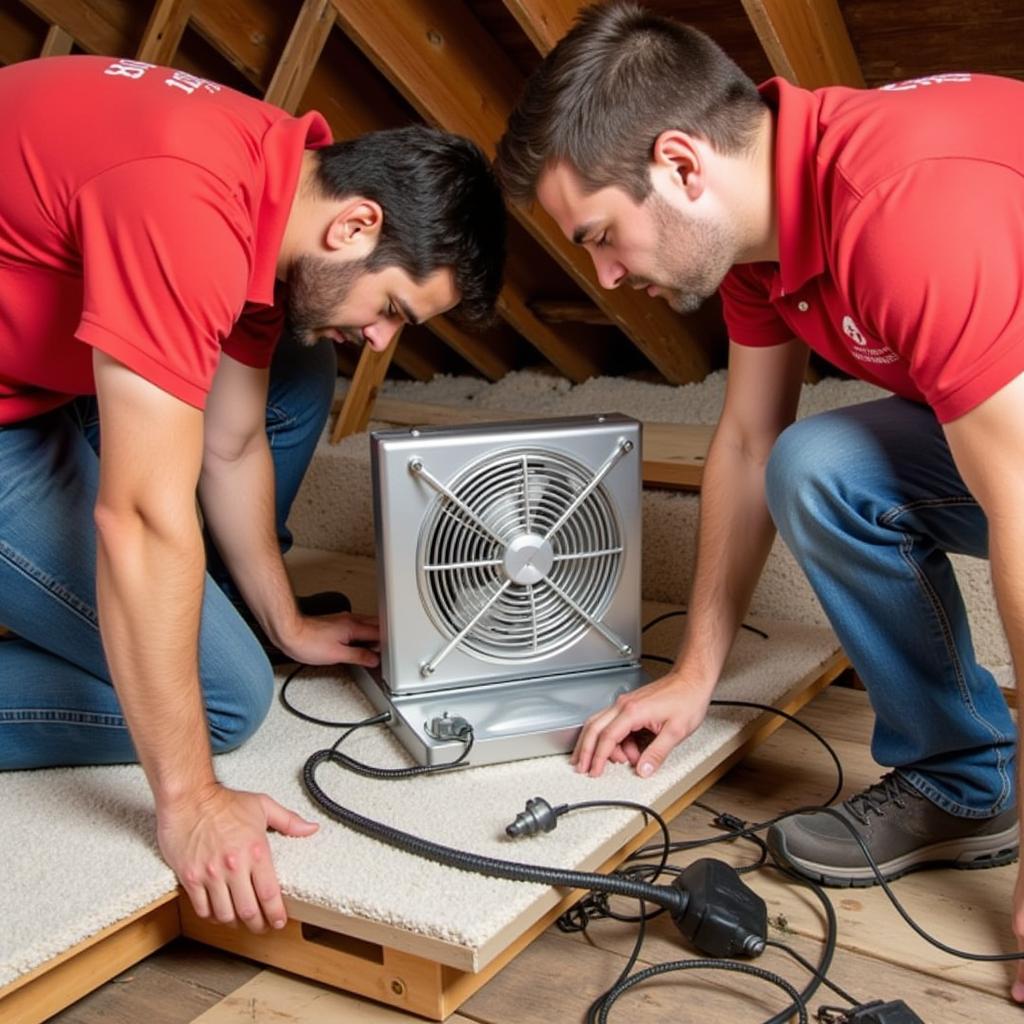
[0,55,332,425]
[719,73,1024,423]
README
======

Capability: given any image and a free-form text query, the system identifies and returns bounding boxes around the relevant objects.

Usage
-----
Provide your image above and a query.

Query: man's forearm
[672,425,778,684]
[95,508,215,805]
[199,440,298,646]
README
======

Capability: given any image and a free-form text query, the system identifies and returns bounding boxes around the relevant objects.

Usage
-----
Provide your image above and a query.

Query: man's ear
[651,130,705,200]
[324,198,383,257]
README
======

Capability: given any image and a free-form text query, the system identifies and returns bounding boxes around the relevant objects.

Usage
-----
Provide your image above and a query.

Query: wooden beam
[329,0,714,385]
[501,0,580,54]
[529,299,611,326]
[739,0,865,89]
[40,24,75,57]
[330,333,400,442]
[496,284,601,381]
[21,0,142,56]
[424,316,515,382]
[191,0,295,88]
[136,0,195,65]
[263,0,335,112]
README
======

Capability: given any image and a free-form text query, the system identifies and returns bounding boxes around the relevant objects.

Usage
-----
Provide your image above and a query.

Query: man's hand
[158,783,318,933]
[278,611,381,668]
[571,673,714,779]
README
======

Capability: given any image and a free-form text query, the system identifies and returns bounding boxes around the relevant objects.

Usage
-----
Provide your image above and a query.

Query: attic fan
[354,413,647,766]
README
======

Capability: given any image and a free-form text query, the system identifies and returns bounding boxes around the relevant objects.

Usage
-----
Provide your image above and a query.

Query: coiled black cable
[302,746,688,915]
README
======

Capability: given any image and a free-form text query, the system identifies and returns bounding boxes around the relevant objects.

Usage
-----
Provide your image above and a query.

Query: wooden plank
[0,1,46,66]
[0,893,180,1024]
[21,0,143,56]
[329,0,714,386]
[496,283,603,382]
[40,23,75,57]
[425,315,516,382]
[193,969,478,1023]
[529,299,612,326]
[330,337,400,442]
[181,904,452,1020]
[501,0,580,55]
[328,396,713,490]
[136,0,194,64]
[263,0,335,112]
[739,0,865,89]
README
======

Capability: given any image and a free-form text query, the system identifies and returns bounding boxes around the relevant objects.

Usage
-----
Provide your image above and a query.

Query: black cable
[302,747,689,914]
[280,663,390,729]
[325,716,476,778]
[765,940,859,1009]
[592,958,808,1024]
[642,608,770,641]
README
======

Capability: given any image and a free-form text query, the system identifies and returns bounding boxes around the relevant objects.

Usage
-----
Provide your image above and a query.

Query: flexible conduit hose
[303,747,689,915]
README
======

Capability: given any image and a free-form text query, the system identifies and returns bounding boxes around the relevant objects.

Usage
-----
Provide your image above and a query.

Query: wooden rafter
[330,334,400,442]
[21,0,141,55]
[40,24,75,57]
[136,0,194,64]
[330,0,714,385]
[263,0,335,111]
[739,0,864,89]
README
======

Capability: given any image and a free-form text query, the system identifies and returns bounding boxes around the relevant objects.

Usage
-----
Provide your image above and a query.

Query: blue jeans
[0,335,336,770]
[765,396,1017,818]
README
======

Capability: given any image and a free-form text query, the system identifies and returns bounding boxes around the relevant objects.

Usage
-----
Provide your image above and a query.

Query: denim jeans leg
[765,397,1016,817]
[205,332,336,596]
[0,408,274,769]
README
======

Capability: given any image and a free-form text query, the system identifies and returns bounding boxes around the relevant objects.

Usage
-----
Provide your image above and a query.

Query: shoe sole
[768,823,1019,888]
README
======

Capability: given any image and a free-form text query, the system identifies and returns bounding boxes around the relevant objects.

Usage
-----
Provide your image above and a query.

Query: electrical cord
[642,608,770,641]
[593,958,808,1024]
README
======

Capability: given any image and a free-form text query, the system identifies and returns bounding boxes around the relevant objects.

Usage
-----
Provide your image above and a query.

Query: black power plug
[818,1000,924,1023]
[671,858,767,958]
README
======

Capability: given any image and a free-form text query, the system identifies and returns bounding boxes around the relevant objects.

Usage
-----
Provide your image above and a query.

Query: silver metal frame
[356,413,647,766]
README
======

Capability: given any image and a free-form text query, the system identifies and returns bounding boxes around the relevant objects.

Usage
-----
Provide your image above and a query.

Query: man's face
[286,255,459,350]
[536,161,737,314]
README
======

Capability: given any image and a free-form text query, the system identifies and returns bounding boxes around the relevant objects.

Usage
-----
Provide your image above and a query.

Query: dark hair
[315,125,506,325]
[496,1,767,203]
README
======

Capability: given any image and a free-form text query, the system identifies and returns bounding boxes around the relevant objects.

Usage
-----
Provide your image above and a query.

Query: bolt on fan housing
[355,413,647,766]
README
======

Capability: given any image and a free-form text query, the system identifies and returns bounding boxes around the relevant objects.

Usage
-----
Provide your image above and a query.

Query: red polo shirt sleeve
[72,156,254,408]
[719,264,794,346]
[836,159,1024,423]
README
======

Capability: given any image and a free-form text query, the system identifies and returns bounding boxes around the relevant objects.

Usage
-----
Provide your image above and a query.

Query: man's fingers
[261,795,319,838]
[338,643,380,668]
[248,845,287,931]
[344,618,381,643]
[634,726,681,778]
[205,876,236,925]
[588,711,642,778]
[572,707,618,773]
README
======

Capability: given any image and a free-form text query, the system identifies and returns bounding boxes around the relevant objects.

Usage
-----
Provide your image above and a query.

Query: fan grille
[417,446,622,662]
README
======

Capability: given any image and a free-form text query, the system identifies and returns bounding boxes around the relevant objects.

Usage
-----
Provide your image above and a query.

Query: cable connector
[505,797,566,838]
[671,858,766,958]
[817,1001,924,1023]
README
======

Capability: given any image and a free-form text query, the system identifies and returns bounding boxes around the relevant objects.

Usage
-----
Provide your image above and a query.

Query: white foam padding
[290,370,1008,672]
[0,617,838,983]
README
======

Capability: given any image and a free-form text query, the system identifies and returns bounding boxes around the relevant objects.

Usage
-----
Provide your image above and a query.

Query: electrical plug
[671,858,767,958]
[505,797,566,838]
[817,1000,924,1023]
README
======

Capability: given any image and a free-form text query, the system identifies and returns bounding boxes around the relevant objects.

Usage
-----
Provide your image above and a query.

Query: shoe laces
[843,772,920,826]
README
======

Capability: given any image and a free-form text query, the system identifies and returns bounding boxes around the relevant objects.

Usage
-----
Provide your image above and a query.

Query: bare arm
[573,338,808,776]
[92,351,316,935]
[198,354,378,665]
[941,372,1024,1004]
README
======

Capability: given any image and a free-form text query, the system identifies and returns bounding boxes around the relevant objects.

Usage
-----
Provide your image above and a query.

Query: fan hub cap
[504,533,554,585]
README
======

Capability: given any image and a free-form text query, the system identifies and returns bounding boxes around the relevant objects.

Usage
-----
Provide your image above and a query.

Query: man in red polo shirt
[0,55,505,934]
[497,1,1024,1001]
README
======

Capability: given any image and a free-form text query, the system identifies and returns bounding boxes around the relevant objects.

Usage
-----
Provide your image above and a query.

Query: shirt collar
[248,110,332,306]
[759,77,826,299]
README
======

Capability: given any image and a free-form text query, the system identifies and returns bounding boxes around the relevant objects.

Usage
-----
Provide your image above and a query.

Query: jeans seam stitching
[0,540,99,630]
[883,499,1011,813]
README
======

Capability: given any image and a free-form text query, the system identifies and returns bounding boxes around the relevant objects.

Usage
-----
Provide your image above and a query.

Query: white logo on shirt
[842,315,867,346]
[102,60,221,96]
[841,315,899,365]
[880,73,972,93]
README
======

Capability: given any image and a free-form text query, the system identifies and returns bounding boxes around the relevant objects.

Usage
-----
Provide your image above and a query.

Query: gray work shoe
[767,772,1018,888]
